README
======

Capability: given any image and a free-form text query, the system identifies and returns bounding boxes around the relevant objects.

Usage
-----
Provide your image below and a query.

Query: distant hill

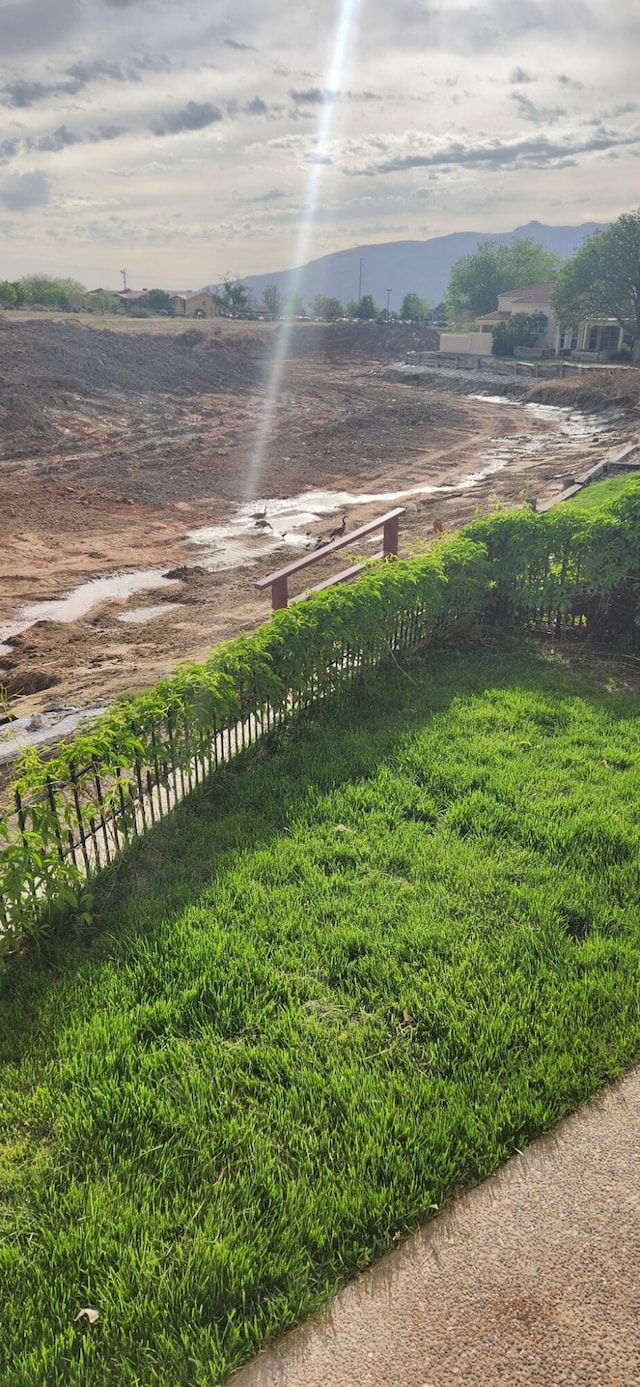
[221,221,607,314]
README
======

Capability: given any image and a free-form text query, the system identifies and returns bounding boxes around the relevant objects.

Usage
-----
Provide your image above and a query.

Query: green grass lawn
[565,474,636,510]
[2,642,640,1386]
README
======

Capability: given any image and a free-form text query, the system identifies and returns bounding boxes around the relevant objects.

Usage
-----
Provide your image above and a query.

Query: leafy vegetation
[5,479,640,953]
[446,237,561,323]
[552,209,640,360]
[400,292,431,322]
[491,311,548,357]
[2,642,640,1385]
[311,293,344,321]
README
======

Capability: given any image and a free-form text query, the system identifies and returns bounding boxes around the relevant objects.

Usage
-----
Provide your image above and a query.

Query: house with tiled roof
[441,279,625,360]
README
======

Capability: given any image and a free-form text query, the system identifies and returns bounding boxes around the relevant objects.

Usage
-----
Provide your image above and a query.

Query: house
[169,291,217,318]
[112,289,148,311]
[475,281,557,351]
[440,279,625,360]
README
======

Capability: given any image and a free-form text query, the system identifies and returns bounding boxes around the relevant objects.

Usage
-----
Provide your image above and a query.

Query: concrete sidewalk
[231,1068,640,1387]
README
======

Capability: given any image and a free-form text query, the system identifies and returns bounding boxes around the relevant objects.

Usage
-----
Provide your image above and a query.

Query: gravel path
[231,1067,640,1387]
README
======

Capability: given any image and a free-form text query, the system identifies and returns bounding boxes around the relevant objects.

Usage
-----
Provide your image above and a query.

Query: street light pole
[386,288,391,323]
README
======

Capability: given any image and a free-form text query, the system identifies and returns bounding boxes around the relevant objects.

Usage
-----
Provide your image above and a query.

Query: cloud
[510,67,533,83]
[254,188,286,201]
[392,0,595,57]
[65,58,134,85]
[152,101,223,135]
[347,123,640,176]
[511,92,566,123]
[32,124,80,153]
[224,38,256,50]
[89,124,129,142]
[244,96,269,115]
[557,73,584,90]
[2,58,145,107]
[0,169,50,210]
[290,88,339,104]
[0,0,80,55]
[0,139,20,165]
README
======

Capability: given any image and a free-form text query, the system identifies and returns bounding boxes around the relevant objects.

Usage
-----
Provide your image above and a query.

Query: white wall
[438,331,493,355]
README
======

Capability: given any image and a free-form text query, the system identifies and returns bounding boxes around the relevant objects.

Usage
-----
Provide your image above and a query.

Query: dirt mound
[0,319,268,457]
[0,318,266,396]
[284,322,439,362]
[526,369,640,416]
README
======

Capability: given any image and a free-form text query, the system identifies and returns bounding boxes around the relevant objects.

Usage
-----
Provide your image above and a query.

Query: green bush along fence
[2,479,640,954]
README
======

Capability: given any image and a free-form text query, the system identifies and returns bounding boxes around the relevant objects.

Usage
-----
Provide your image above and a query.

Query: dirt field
[0,315,638,747]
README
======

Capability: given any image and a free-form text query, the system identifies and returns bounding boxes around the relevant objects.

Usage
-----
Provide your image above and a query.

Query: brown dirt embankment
[0,319,637,732]
[526,368,640,416]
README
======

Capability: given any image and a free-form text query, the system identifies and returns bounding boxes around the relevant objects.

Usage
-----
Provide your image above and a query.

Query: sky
[0,0,638,290]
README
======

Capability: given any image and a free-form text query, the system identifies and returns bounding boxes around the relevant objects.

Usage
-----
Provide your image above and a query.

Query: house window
[588,326,599,351]
[600,325,620,352]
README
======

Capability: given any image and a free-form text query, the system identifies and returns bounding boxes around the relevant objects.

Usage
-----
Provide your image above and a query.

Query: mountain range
[228,221,606,314]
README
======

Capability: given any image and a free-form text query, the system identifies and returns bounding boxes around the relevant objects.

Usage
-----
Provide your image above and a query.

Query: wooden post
[271,574,288,610]
[383,513,399,556]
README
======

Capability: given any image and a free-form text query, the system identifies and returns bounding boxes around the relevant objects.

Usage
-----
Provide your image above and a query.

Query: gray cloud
[290,88,339,104]
[66,58,134,85]
[244,96,269,115]
[32,124,80,153]
[511,92,566,123]
[0,169,50,210]
[90,124,129,142]
[2,58,142,108]
[0,139,20,165]
[557,73,584,90]
[152,101,223,135]
[394,0,595,57]
[351,124,640,176]
[510,67,533,83]
[224,38,256,50]
[0,0,80,55]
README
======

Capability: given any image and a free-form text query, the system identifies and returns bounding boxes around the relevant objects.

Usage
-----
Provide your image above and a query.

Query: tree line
[4,209,639,356]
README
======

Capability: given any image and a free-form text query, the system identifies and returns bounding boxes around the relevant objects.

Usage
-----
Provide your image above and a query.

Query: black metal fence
[0,598,441,942]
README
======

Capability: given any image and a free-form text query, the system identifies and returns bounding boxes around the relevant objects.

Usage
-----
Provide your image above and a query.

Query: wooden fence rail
[255,507,405,610]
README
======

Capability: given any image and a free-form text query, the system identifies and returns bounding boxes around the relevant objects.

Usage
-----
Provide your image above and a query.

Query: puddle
[118,604,181,625]
[187,460,519,570]
[0,570,179,647]
[0,705,107,764]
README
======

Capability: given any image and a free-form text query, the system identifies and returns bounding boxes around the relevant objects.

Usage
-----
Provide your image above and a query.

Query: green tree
[552,210,640,360]
[492,312,548,358]
[311,294,343,321]
[144,288,172,313]
[446,238,561,323]
[263,283,282,317]
[355,293,379,320]
[0,281,17,307]
[85,291,119,314]
[18,275,86,308]
[221,276,249,314]
[400,292,431,322]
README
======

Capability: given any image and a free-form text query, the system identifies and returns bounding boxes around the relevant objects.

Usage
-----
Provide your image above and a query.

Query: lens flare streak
[247,0,364,499]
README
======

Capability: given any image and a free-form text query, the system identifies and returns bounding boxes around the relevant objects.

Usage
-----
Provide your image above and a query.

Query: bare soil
[0,318,637,731]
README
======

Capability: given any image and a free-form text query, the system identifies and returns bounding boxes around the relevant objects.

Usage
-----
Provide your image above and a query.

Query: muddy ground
[0,316,638,749]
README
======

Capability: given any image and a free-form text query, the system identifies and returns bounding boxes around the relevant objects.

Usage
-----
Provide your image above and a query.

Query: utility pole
[386,288,392,323]
[120,268,127,291]
[358,258,363,302]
